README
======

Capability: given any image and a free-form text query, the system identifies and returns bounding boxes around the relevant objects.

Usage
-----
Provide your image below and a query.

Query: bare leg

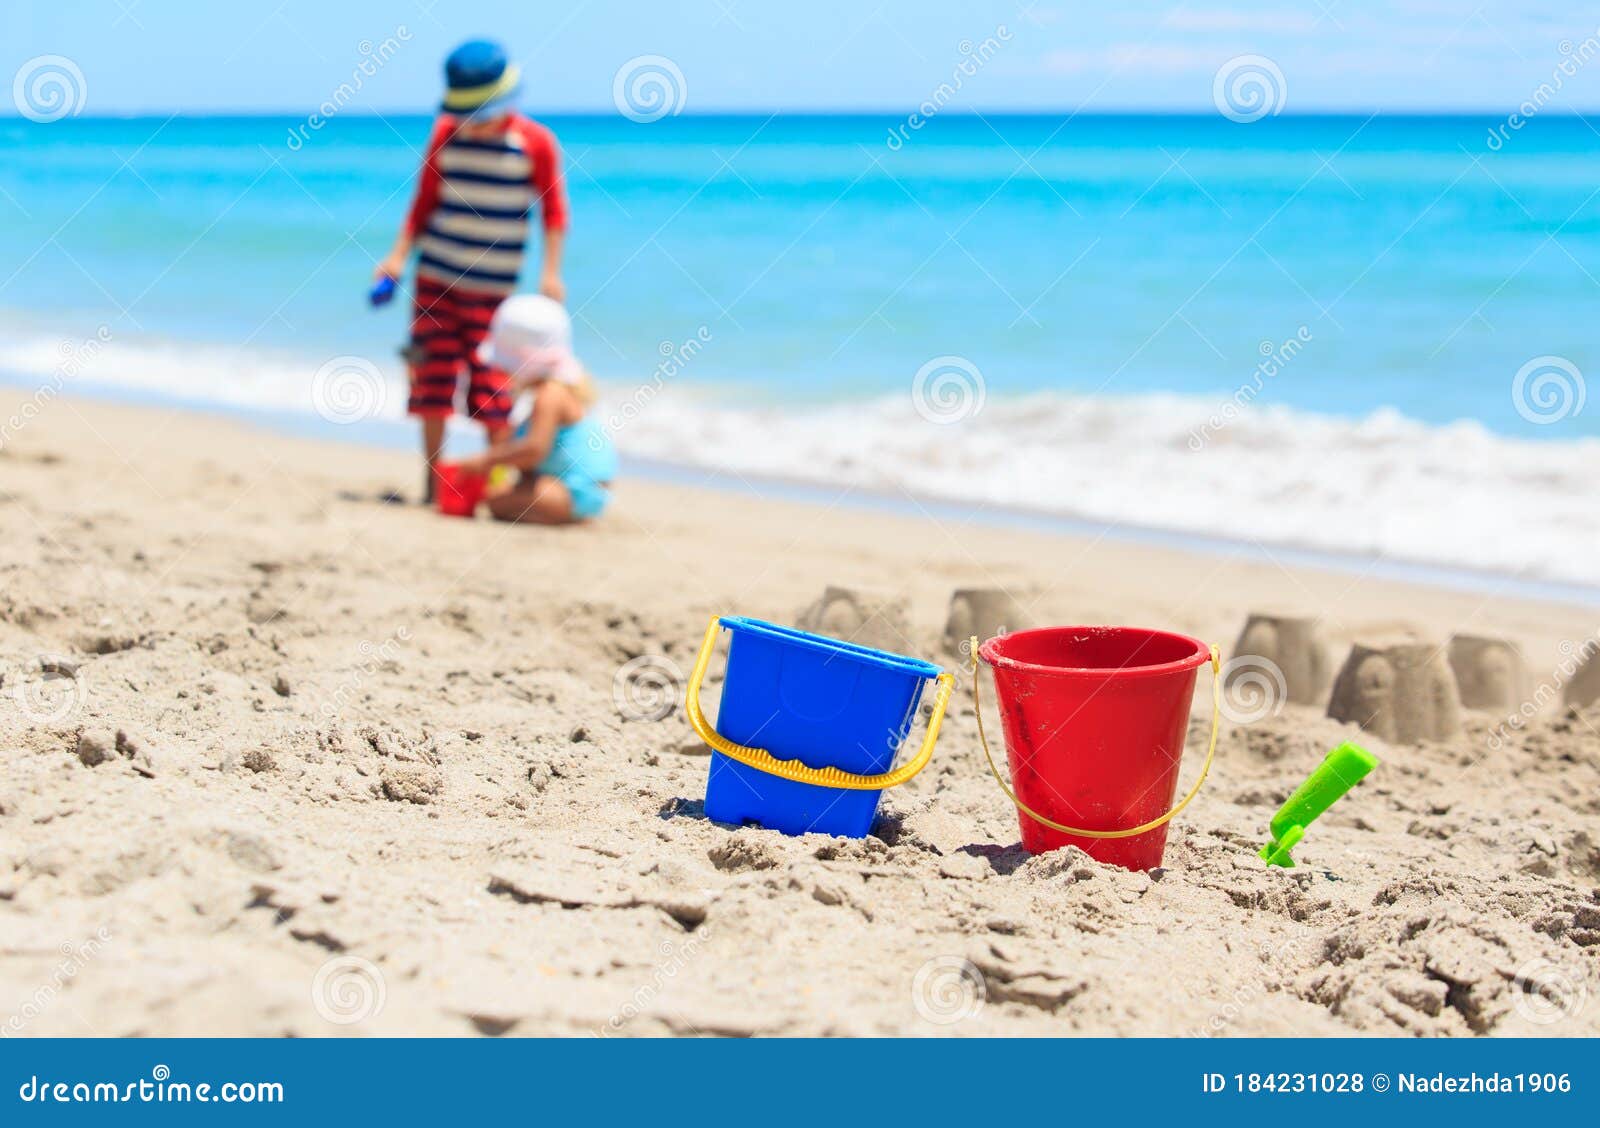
[420,416,446,504]
[486,475,576,525]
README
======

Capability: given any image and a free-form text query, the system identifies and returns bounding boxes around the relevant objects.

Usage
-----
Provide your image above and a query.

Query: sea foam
[3,329,1596,588]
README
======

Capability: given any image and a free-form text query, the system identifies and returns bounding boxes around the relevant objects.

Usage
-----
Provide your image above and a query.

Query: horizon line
[4,107,1597,121]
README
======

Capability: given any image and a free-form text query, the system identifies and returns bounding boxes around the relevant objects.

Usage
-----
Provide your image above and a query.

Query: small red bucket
[434,463,487,518]
[977,626,1216,871]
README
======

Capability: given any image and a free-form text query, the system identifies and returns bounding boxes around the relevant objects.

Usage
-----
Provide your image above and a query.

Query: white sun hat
[481,293,581,384]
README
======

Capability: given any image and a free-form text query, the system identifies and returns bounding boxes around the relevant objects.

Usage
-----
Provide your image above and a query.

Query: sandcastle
[1447,634,1526,711]
[795,585,913,653]
[1229,612,1332,705]
[942,587,1032,655]
[1564,641,1600,710]
[1327,640,1462,743]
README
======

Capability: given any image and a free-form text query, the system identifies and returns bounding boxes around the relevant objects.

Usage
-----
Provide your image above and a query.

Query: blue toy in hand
[369,275,396,307]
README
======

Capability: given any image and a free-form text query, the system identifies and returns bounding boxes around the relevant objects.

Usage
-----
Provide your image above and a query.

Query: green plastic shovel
[1260,741,1379,867]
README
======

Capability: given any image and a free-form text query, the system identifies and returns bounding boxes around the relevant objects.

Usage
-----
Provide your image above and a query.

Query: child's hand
[456,453,493,477]
[374,251,406,284]
[539,270,566,303]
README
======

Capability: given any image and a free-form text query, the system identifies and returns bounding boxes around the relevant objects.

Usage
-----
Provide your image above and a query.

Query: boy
[373,39,568,502]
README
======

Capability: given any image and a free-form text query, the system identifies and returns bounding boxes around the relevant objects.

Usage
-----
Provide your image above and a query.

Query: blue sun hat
[440,39,521,120]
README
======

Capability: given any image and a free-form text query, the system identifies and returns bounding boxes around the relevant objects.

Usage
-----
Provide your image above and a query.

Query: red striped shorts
[406,277,513,425]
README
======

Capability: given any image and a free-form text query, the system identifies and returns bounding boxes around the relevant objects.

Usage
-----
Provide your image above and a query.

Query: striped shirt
[405,113,568,297]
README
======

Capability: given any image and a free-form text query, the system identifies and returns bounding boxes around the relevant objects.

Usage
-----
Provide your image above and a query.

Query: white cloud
[1044,42,1238,76]
[1165,10,1321,34]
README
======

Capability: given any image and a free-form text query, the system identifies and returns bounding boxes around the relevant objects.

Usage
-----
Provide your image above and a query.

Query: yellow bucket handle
[970,635,1223,839]
[684,616,955,791]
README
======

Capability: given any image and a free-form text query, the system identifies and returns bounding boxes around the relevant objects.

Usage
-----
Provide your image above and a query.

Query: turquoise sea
[1,113,1596,584]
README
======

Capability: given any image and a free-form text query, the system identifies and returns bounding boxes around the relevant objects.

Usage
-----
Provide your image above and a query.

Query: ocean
[1,112,1596,588]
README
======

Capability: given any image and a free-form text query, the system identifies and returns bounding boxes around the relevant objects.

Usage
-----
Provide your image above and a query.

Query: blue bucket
[684,615,950,838]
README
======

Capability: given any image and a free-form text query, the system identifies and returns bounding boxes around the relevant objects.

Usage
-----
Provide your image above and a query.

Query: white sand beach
[1,396,1596,1036]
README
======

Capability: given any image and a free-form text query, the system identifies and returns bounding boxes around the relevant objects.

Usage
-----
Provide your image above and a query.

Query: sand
[1,396,1596,1037]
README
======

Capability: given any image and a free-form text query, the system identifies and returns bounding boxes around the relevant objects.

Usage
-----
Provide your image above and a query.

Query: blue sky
[4,0,1599,113]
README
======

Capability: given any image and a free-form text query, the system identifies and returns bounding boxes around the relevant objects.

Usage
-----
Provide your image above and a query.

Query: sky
[4,0,1600,114]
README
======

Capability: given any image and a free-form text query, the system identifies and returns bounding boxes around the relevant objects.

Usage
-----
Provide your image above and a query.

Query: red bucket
[433,462,487,518]
[977,626,1216,871]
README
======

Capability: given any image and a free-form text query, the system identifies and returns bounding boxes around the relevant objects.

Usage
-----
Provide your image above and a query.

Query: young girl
[456,295,615,525]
